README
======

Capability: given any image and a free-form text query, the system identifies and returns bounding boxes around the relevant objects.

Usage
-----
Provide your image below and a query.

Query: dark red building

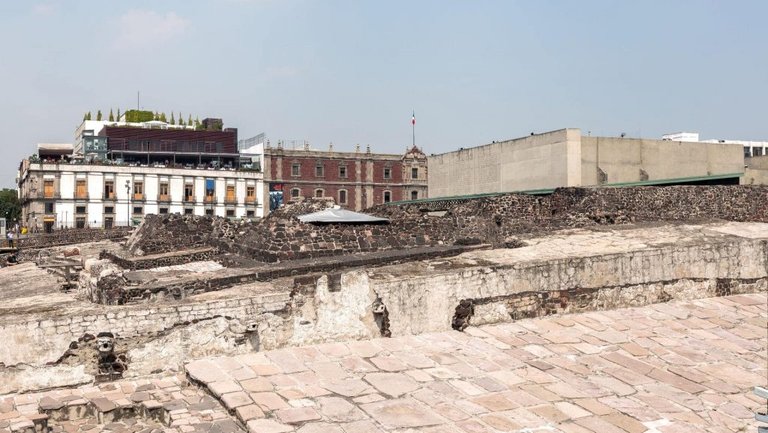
[263,143,428,213]
[102,123,239,167]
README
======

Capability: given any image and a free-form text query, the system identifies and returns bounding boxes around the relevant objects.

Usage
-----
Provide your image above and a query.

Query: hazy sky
[1,1,766,188]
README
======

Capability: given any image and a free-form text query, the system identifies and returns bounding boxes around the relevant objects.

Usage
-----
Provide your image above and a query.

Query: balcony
[104,193,117,201]
[204,196,216,203]
[183,196,195,203]
[225,196,237,204]
[158,194,171,203]
[133,193,144,201]
[75,193,89,200]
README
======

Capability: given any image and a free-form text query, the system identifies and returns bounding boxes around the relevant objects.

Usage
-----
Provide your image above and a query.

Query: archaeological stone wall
[19,227,132,250]
[126,185,768,262]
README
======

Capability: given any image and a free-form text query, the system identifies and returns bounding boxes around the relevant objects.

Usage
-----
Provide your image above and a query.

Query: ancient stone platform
[186,293,767,433]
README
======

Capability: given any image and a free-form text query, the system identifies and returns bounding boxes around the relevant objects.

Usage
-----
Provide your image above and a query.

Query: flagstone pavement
[187,293,767,433]
[1,294,764,433]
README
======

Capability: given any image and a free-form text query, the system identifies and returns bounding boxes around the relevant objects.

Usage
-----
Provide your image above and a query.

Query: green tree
[96,110,103,121]
[160,112,167,122]
[116,108,121,121]
[0,189,21,223]
[170,112,175,125]
[179,112,185,126]
[194,116,201,129]
[83,112,88,121]
[154,111,159,121]
[86,111,92,121]
[108,109,114,122]
[188,114,192,126]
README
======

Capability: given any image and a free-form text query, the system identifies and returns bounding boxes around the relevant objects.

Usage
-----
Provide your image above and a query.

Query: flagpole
[412,110,415,148]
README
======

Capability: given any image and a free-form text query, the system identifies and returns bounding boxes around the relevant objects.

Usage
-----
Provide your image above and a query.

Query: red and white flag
[411,111,415,125]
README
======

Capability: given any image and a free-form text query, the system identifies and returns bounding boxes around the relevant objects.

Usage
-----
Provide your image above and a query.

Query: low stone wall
[19,227,132,250]
[99,247,217,271]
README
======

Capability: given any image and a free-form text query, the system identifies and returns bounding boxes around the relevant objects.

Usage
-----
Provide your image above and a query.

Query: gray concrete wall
[428,129,745,198]
[581,137,744,185]
[427,128,581,197]
[742,156,768,185]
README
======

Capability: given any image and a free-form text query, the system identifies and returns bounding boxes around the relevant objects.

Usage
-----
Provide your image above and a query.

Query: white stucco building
[18,160,264,232]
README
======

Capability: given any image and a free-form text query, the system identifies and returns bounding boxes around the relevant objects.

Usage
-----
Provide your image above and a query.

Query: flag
[411,111,415,125]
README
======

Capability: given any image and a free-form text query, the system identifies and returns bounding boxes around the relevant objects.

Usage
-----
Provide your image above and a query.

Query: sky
[0,0,766,188]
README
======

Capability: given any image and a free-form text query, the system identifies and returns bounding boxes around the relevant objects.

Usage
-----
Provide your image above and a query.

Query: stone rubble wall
[368,237,768,336]
[125,185,768,262]
[18,227,133,250]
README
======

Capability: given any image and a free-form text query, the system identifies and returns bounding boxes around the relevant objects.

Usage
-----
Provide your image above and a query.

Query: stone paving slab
[187,293,768,433]
[0,375,243,433]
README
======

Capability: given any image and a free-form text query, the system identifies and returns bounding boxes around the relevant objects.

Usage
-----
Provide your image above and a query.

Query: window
[383,191,391,203]
[205,179,215,202]
[104,181,115,199]
[411,191,418,200]
[44,180,55,198]
[205,208,213,216]
[75,206,86,214]
[383,168,391,179]
[75,217,86,229]
[184,184,194,202]
[104,217,114,229]
[411,168,419,179]
[315,163,324,177]
[226,185,236,203]
[133,181,144,200]
[226,209,235,217]
[338,190,347,205]
[76,180,87,199]
[159,207,169,215]
[184,208,193,215]
[132,206,143,215]
[753,147,764,157]
[291,188,300,199]
[246,186,256,203]
[339,166,347,178]
[246,210,255,217]
[159,183,169,200]
[292,164,301,176]
[104,206,114,214]
[315,189,324,198]
[44,202,55,213]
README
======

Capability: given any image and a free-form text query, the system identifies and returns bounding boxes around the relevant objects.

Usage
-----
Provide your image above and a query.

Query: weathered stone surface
[359,398,445,429]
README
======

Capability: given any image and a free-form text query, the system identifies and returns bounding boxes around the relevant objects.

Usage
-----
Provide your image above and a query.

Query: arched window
[315,189,324,198]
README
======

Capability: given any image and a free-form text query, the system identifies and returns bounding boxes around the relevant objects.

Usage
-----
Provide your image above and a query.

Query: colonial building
[262,143,428,213]
[18,114,264,232]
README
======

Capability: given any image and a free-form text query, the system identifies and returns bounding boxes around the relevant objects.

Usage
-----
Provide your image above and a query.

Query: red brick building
[263,143,428,213]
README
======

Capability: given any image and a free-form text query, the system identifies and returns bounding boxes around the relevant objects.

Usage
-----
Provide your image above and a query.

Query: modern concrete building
[18,114,264,232]
[428,128,745,198]
[262,142,428,213]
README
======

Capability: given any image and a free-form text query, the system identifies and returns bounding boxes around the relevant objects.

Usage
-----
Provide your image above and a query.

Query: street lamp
[125,180,131,227]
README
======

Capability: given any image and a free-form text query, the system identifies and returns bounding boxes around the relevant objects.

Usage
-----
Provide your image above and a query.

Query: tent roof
[297,208,389,224]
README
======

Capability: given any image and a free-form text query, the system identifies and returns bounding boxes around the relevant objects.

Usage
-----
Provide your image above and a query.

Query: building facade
[17,161,264,232]
[429,128,745,198]
[262,143,428,213]
[18,115,263,232]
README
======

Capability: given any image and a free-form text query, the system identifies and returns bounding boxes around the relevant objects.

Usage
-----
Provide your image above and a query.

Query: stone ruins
[0,185,766,432]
